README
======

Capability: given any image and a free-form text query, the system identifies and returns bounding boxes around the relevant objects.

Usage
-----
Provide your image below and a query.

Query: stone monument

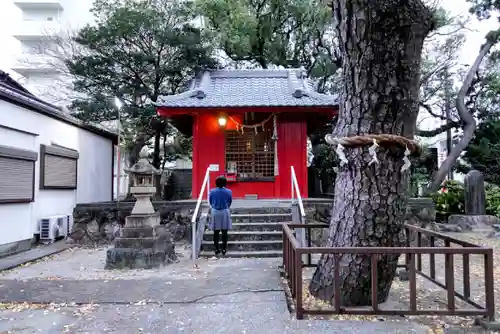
[105,149,176,269]
[464,170,486,215]
[448,170,500,232]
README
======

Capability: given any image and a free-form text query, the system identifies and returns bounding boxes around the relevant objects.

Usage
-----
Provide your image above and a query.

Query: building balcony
[12,54,62,76]
[13,21,61,41]
[13,0,63,10]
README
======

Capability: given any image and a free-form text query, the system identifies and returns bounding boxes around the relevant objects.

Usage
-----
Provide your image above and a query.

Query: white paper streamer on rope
[272,114,278,140]
[324,134,336,145]
[368,139,379,166]
[335,144,348,166]
[401,145,411,172]
[325,134,348,166]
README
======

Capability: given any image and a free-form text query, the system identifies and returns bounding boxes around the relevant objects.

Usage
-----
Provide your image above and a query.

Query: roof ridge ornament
[292,89,308,98]
[287,70,309,99]
[190,71,211,99]
[193,90,206,99]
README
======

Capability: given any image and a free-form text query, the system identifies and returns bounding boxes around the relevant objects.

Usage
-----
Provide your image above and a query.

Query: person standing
[208,176,233,257]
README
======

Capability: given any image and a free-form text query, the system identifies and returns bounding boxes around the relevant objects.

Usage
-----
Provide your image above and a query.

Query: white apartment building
[417,114,465,183]
[5,1,135,199]
[10,0,94,105]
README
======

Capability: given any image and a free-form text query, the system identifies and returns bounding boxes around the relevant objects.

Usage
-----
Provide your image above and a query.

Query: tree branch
[419,101,449,121]
[417,121,460,137]
[423,38,496,195]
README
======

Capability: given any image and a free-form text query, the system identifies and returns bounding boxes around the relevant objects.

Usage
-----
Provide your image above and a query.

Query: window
[40,144,79,190]
[225,116,275,180]
[0,145,38,204]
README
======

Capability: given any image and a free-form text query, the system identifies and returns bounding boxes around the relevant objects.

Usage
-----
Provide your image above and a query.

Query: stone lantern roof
[124,149,161,176]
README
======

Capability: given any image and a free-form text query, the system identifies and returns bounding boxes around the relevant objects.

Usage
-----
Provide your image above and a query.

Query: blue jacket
[209,187,232,210]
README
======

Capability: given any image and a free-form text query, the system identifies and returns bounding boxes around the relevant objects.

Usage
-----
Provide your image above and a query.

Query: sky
[0,0,497,78]
[440,0,499,64]
[0,1,19,75]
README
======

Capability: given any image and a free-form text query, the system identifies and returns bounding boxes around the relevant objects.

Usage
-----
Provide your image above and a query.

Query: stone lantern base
[104,214,177,270]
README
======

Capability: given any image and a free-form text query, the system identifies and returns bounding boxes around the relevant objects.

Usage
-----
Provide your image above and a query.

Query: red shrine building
[156,69,338,199]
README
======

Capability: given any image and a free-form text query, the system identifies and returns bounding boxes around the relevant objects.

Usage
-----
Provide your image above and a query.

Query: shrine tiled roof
[156,69,338,108]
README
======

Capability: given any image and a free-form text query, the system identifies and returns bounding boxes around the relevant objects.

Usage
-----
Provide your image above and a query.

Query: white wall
[113,147,129,200]
[0,99,113,245]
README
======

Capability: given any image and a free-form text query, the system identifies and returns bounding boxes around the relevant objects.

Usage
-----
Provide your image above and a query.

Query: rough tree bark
[308,0,434,306]
[423,37,496,194]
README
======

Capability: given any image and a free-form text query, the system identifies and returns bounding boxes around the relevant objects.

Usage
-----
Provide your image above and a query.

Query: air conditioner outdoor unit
[39,215,71,244]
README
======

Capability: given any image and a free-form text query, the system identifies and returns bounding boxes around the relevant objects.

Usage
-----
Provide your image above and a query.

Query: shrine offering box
[225,172,237,182]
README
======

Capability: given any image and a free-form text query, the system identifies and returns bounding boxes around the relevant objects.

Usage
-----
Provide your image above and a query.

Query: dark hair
[215,175,227,188]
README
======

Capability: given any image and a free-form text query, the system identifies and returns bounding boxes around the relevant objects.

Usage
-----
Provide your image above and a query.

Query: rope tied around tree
[325,134,421,172]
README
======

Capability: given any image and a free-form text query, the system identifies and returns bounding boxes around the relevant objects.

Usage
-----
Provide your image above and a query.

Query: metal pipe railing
[291,166,306,249]
[191,166,211,261]
[291,166,305,217]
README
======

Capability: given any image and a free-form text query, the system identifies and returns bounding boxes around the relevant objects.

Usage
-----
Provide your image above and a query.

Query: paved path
[0,256,429,333]
[0,276,281,304]
[0,306,429,334]
[0,241,69,271]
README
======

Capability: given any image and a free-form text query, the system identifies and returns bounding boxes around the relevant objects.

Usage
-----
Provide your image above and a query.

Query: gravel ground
[0,243,197,280]
[296,232,500,334]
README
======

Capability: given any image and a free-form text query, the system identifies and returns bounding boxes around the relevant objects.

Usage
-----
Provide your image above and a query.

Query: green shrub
[430,180,464,221]
[485,184,500,217]
[428,181,500,219]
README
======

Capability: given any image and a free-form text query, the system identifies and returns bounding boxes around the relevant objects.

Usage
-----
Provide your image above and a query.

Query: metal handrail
[291,166,306,249]
[291,166,306,219]
[191,166,210,260]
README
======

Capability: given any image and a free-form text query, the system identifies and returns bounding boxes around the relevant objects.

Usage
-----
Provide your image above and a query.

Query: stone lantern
[105,148,176,270]
[125,148,161,215]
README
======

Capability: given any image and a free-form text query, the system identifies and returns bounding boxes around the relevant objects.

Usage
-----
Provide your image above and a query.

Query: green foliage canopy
[195,0,339,92]
[66,0,218,159]
[460,118,500,185]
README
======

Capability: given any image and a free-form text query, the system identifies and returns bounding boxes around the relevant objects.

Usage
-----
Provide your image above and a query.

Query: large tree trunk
[309,0,433,306]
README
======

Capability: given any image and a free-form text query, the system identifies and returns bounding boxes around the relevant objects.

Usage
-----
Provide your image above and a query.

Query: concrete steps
[200,208,292,258]
[201,240,283,252]
[229,207,291,215]
[232,213,292,224]
[232,222,285,231]
[199,249,282,258]
[203,231,282,242]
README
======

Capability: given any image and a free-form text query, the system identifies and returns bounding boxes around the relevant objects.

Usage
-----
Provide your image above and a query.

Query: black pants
[213,229,228,253]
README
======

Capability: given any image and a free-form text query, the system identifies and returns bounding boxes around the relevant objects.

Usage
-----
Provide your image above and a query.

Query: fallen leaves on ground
[292,278,476,333]
[0,302,100,316]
